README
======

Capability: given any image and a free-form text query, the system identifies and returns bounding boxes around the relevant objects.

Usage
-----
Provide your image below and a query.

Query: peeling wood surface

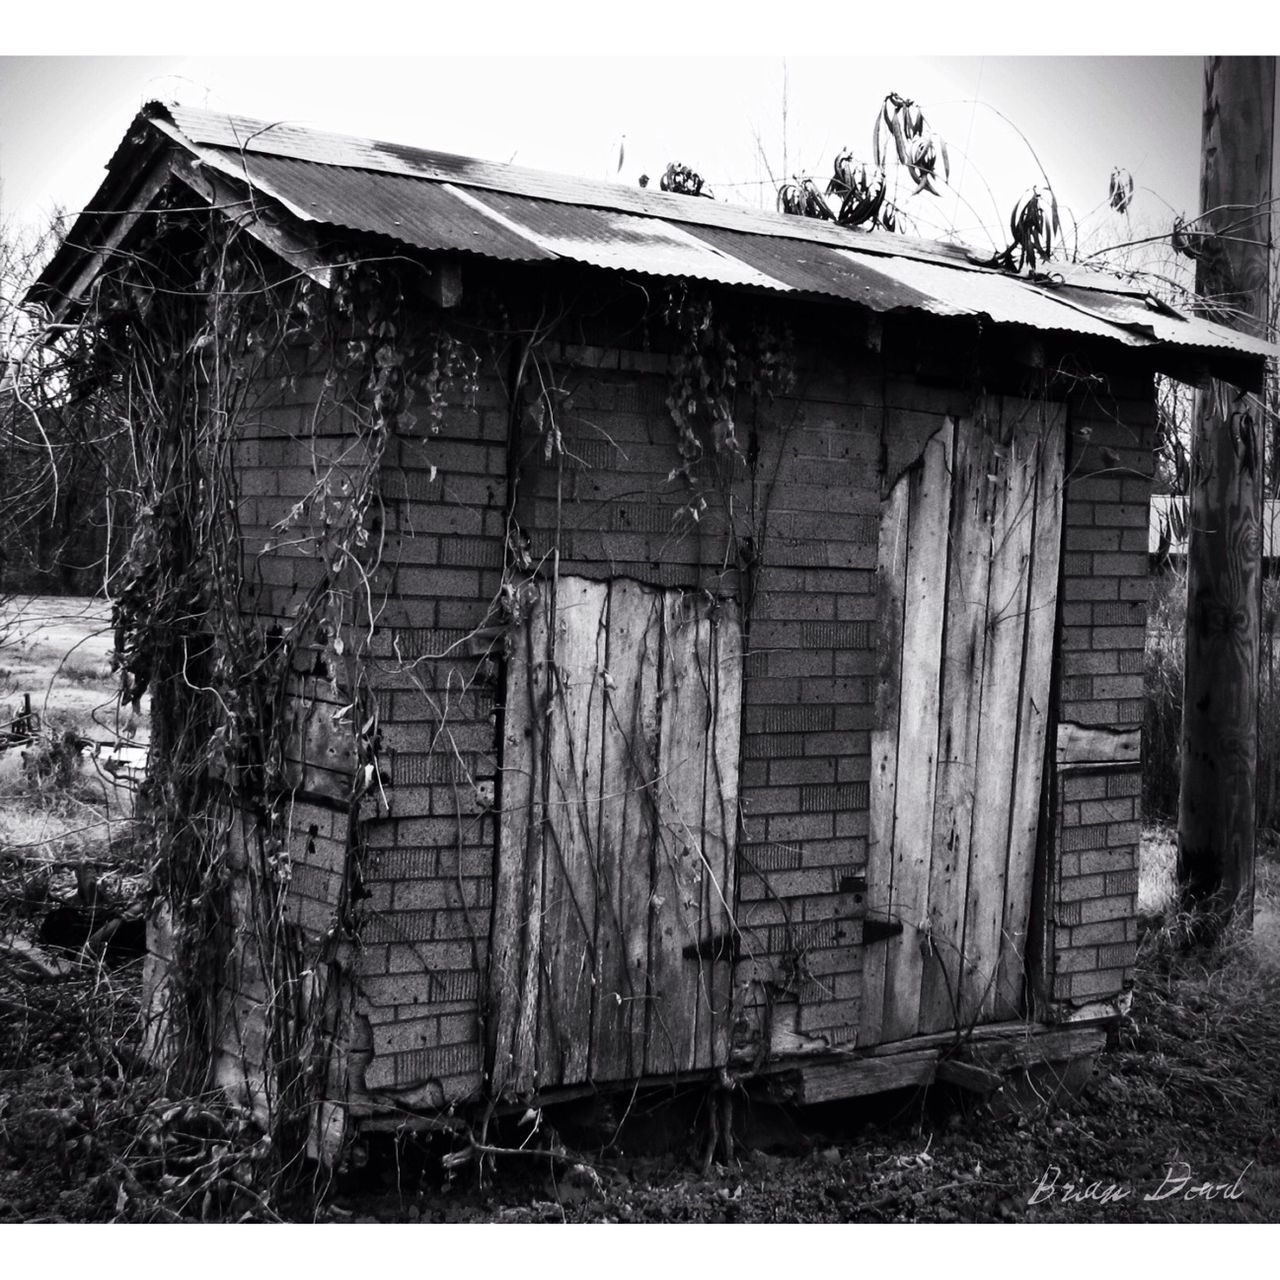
[489,600,548,1096]
[649,592,712,1075]
[591,580,661,1082]
[958,401,1035,1028]
[491,576,742,1094]
[918,417,995,1034]
[860,475,910,1049]
[863,398,1065,1047]
[537,578,608,1085]
[877,424,953,1044]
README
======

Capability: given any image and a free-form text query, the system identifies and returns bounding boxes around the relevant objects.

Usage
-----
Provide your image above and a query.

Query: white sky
[0,7,1221,271]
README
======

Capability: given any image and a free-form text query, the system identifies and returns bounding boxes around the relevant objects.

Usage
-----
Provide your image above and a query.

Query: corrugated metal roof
[33,101,1280,376]
[194,150,555,261]
[159,103,987,273]
[1047,284,1273,359]
[465,189,794,288]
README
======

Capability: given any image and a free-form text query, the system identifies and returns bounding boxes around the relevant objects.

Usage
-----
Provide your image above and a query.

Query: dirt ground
[2,595,1278,1224]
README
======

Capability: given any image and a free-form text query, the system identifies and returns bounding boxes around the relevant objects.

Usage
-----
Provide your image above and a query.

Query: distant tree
[1,213,133,595]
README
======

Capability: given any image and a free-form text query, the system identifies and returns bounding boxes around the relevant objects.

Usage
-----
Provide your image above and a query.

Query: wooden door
[489,576,742,1096]
[860,397,1065,1047]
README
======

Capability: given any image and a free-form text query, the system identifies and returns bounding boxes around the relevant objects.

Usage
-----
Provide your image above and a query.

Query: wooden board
[647,593,713,1076]
[991,402,1065,1020]
[492,576,742,1093]
[860,473,911,1048]
[1056,723,1140,766]
[878,424,953,1044]
[537,578,608,1085]
[489,585,549,1095]
[704,600,743,1066]
[591,580,661,1081]
[917,418,995,1034]
[766,1022,1107,1108]
[955,399,1037,1027]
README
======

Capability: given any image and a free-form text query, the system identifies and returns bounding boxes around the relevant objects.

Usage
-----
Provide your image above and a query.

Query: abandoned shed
[28,102,1276,1158]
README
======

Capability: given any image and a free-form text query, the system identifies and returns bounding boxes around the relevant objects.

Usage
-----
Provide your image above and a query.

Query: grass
[1139,824,1177,916]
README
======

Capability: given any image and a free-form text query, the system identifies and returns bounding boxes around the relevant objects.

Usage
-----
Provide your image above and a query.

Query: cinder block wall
[218,310,1157,1111]
[351,388,511,1106]
[1049,373,1155,1007]
[517,329,964,1059]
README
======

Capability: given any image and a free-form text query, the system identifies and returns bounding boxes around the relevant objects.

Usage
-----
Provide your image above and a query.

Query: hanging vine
[58,186,513,1206]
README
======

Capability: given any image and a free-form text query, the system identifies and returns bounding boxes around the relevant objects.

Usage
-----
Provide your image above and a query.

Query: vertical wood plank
[860,472,910,1049]
[489,583,549,1096]
[992,402,1065,1020]
[701,598,743,1067]
[960,398,1039,1025]
[917,418,995,1034]
[537,577,609,1087]
[878,423,954,1044]
[646,591,712,1076]
[591,579,662,1082]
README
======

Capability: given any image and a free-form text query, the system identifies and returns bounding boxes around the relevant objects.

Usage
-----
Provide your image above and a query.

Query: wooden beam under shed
[760,1022,1109,1108]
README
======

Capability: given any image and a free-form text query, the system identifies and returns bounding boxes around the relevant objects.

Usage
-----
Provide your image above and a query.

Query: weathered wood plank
[860,468,911,1049]
[918,416,995,1034]
[489,583,549,1096]
[966,1023,1107,1073]
[537,577,609,1087]
[878,422,954,1044]
[702,599,743,1067]
[647,592,712,1076]
[960,398,1038,1026]
[992,402,1066,1020]
[591,580,662,1082]
[1056,723,1141,766]
[789,1050,939,1104]
[766,1022,1107,1107]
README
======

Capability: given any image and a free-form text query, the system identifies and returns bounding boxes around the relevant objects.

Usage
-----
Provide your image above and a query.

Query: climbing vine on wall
[58,185,816,1190]
[65,194,510,1201]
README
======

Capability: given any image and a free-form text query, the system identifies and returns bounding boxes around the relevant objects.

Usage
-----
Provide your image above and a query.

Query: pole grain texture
[1178,56,1276,925]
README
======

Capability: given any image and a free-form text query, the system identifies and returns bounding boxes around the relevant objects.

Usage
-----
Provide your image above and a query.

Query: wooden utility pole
[1178,56,1276,931]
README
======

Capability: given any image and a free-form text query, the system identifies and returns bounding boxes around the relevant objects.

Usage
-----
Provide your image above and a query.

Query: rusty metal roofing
[34,101,1280,372]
